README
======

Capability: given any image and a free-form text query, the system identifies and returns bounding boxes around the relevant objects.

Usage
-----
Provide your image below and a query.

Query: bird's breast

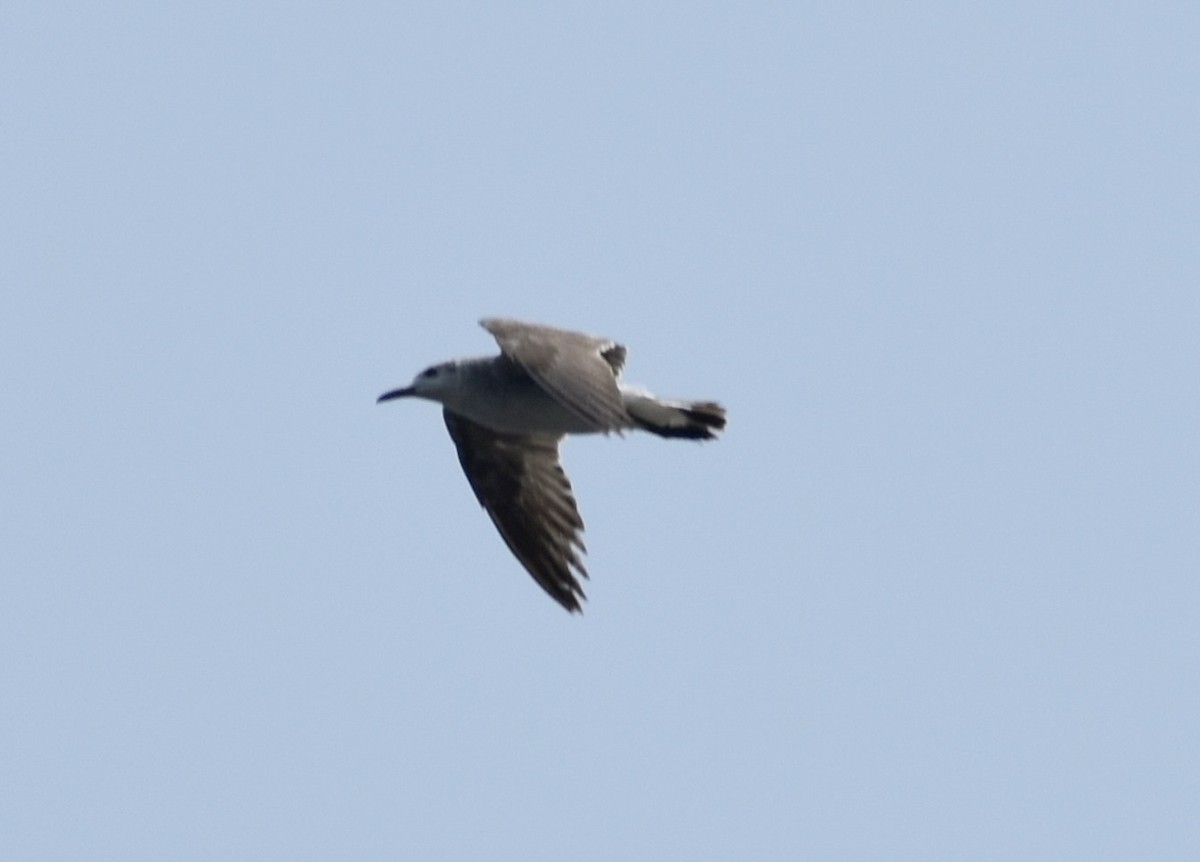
[446,370,605,436]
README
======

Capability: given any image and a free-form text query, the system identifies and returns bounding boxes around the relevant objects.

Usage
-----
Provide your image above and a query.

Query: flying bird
[377,318,726,612]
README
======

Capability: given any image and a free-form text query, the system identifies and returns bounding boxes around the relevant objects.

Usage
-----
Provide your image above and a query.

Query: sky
[3,2,1198,859]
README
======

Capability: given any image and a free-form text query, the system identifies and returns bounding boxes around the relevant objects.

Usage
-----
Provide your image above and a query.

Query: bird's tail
[621,389,727,440]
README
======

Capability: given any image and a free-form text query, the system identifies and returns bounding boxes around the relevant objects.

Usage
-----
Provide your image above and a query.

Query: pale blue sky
[3,3,1197,859]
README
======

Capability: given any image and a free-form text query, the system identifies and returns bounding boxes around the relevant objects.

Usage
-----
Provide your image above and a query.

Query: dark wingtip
[551,576,588,614]
[544,587,585,614]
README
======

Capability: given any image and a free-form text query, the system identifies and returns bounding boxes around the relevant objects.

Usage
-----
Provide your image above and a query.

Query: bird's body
[378,318,726,612]
[413,356,603,436]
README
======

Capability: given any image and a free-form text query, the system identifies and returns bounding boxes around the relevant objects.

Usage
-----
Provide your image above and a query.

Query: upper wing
[481,317,629,432]
[443,409,589,613]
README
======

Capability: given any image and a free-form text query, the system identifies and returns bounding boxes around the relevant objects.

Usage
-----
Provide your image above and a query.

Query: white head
[376,361,465,405]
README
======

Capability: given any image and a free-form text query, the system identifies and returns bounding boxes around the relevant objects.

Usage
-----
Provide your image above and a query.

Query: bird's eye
[419,367,438,379]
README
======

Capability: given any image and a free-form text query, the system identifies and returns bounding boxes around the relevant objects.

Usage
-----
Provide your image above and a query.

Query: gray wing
[443,409,589,613]
[481,317,629,432]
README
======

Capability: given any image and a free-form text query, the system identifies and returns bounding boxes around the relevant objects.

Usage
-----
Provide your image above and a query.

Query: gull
[377,317,727,613]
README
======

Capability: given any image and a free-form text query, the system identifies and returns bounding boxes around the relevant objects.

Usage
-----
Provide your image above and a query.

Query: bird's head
[377,361,463,404]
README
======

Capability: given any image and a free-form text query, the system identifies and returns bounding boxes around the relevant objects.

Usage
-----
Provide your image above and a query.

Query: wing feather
[481,318,629,432]
[443,409,589,612]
